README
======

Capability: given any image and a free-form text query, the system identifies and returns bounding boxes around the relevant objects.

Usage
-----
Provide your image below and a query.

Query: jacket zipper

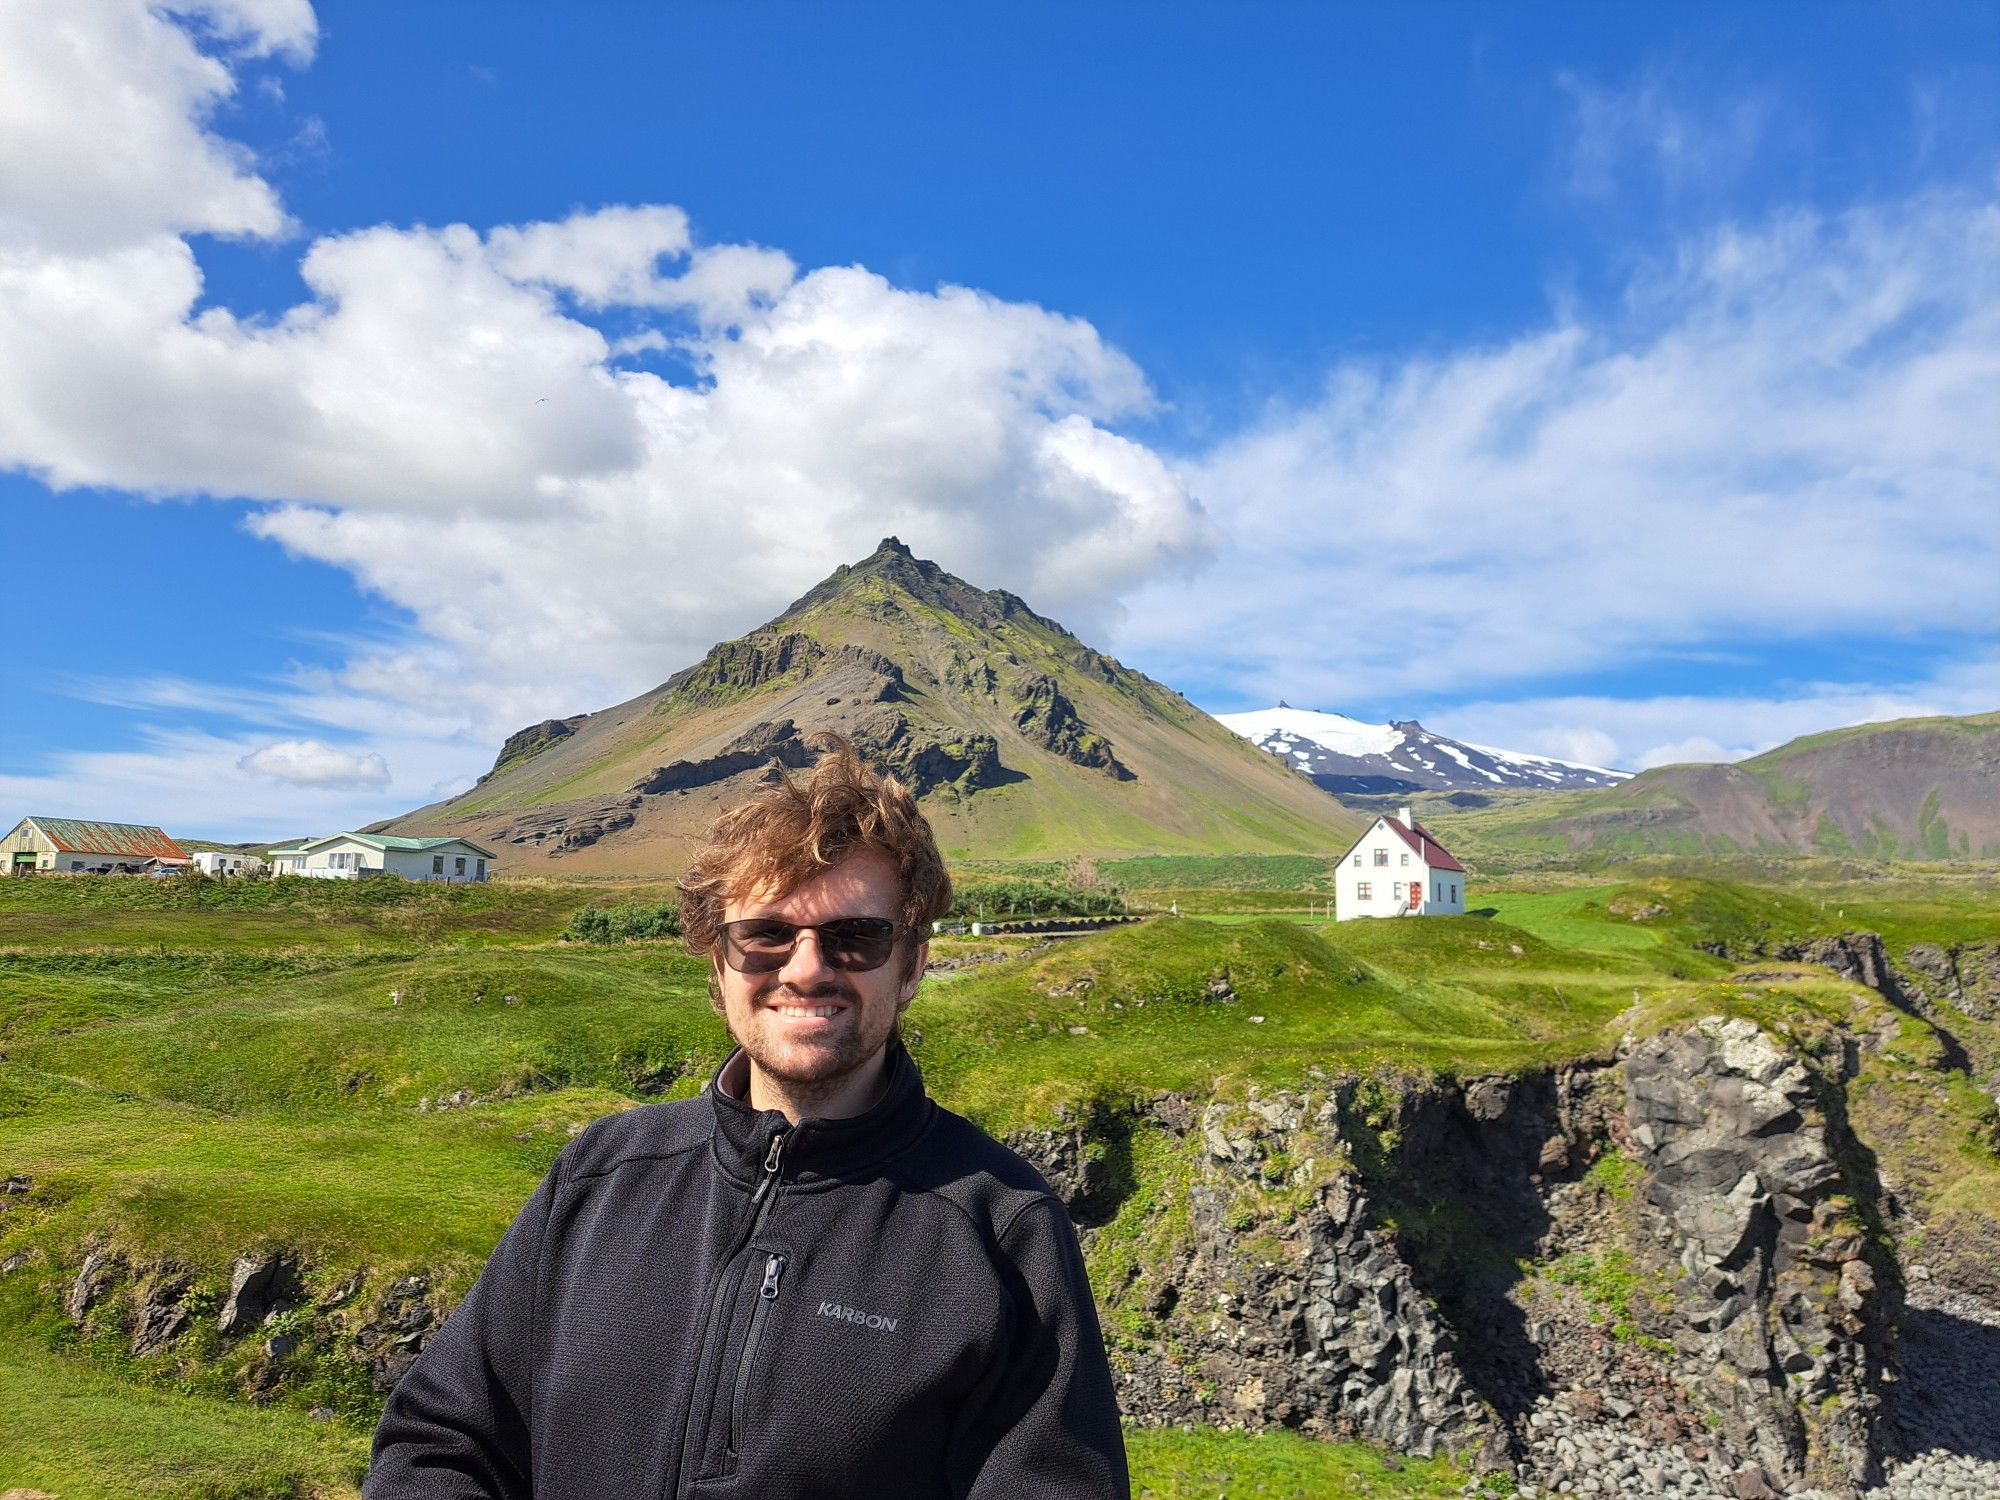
[672,1126,790,1499]
[728,1252,786,1453]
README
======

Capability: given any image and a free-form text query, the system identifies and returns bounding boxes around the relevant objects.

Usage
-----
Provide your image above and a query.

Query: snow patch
[1216,707,1403,760]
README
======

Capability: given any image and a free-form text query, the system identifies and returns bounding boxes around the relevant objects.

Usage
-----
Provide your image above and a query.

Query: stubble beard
[735,976,889,1102]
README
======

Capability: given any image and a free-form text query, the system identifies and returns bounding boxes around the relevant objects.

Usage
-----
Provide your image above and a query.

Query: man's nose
[777,927,837,987]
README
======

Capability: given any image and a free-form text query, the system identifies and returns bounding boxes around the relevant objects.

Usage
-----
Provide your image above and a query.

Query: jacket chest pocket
[727,1251,786,1457]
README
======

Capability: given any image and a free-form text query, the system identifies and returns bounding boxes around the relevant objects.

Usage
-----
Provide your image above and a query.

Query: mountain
[384,541,1362,871]
[1447,711,2000,859]
[1215,705,1630,796]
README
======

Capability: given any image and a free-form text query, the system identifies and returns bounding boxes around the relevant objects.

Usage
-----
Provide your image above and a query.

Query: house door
[1409,881,1424,909]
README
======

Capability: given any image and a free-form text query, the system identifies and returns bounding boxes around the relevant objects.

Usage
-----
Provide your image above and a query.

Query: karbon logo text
[818,1300,898,1333]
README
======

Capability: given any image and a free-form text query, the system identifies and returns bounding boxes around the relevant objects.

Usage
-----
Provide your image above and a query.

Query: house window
[1357,881,1373,900]
[1400,852,1409,866]
[1373,848,1389,866]
[433,854,445,874]
[1351,854,1360,867]
[454,856,467,875]
[1451,883,1458,902]
[70,860,83,871]
[475,858,486,879]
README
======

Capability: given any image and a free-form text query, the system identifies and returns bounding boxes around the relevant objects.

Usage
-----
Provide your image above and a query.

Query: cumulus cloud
[1129,188,2000,713]
[0,724,464,842]
[0,0,309,254]
[0,4,1214,774]
[238,738,392,788]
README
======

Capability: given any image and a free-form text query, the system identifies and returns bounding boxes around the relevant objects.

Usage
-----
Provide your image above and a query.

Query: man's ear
[897,940,929,1011]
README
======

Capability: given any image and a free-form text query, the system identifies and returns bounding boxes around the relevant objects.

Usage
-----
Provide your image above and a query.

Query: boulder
[218,1252,301,1336]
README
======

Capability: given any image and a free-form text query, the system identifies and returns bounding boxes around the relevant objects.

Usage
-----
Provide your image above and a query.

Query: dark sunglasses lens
[820,918,898,971]
[726,921,797,973]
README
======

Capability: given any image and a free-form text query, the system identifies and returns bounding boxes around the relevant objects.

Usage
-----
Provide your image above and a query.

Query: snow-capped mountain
[1214,704,1631,796]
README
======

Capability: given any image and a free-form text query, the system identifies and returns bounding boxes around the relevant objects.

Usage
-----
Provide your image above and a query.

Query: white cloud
[486,205,797,324]
[0,0,309,255]
[0,725,465,842]
[1129,187,2000,712]
[238,738,391,788]
[0,6,1214,792]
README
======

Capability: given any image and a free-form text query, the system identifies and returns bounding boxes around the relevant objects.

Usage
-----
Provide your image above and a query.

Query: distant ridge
[1216,705,1629,796]
[1456,711,2000,858]
[383,541,1362,871]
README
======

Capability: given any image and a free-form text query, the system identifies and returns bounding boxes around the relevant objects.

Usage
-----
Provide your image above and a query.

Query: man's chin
[746,1025,896,1085]
[747,1034,858,1082]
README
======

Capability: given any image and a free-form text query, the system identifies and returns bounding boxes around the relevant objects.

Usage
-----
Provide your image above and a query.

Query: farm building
[191,851,266,878]
[1334,805,1466,920]
[267,833,496,882]
[4,817,188,875]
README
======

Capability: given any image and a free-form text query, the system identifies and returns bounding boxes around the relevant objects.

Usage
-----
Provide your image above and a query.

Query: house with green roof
[5,817,188,875]
[266,832,496,883]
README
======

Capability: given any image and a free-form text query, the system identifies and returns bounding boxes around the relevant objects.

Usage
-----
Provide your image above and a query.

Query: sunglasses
[717,916,907,974]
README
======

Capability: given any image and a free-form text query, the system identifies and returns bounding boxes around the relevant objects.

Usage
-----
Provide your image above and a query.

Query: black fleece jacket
[365,1041,1129,1499]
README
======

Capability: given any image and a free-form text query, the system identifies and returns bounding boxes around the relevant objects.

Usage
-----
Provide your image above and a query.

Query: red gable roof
[1383,814,1465,873]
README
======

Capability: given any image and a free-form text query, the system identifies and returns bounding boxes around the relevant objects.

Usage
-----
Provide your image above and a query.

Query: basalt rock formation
[1625,1018,1894,1493]
[1007,1002,1952,1497]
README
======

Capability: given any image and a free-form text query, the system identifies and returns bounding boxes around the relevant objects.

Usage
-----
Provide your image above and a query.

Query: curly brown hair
[677,734,952,995]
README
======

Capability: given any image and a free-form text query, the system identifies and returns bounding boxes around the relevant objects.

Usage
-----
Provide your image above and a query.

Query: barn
[4,817,188,875]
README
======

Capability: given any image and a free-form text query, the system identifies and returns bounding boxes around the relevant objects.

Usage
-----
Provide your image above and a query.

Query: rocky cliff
[1001,938,2000,1500]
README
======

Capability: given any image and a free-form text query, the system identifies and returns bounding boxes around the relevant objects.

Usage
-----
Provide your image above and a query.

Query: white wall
[1334,819,1467,920]
[381,845,489,882]
[291,836,379,879]
[278,838,490,882]
[193,852,265,876]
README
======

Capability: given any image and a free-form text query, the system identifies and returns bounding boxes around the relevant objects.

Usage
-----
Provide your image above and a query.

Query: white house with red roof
[1333,805,1466,920]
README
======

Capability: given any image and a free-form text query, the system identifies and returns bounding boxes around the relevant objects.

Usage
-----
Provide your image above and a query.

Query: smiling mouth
[770,1003,845,1020]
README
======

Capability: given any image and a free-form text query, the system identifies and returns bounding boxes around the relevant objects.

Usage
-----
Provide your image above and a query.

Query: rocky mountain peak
[389,540,1358,866]
[776,539,1063,639]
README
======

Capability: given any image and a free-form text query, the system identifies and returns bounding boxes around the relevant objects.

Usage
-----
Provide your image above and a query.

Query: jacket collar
[706,1037,932,1187]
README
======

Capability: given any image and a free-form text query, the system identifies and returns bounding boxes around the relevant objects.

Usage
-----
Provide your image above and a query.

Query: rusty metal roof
[25,817,188,859]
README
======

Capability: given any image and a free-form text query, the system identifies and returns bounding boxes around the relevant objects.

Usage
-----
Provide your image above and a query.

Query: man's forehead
[724,847,901,919]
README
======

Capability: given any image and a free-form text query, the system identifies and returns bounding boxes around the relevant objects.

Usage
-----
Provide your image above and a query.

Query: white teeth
[773,1005,840,1018]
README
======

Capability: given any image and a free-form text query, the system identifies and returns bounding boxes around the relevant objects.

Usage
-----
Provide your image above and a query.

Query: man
[366,741,1130,1498]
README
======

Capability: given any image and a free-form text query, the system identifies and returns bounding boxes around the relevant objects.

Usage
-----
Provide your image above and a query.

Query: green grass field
[2,864,1995,1495]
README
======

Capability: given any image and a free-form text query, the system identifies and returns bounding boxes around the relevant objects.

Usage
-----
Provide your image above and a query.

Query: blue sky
[2,2,1996,838]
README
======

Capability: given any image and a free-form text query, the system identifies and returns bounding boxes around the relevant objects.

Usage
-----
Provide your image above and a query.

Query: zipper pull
[751,1127,789,1204]
[759,1253,786,1300]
